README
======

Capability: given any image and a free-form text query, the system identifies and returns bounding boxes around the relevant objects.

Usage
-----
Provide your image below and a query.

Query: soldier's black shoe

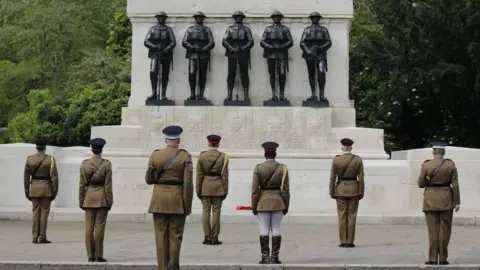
[211,240,222,245]
[425,261,437,265]
[32,238,37,244]
[202,239,211,245]
[259,236,270,264]
[439,261,449,265]
[37,239,51,244]
[339,244,346,247]
[346,243,355,248]
[88,257,95,262]
[96,257,107,262]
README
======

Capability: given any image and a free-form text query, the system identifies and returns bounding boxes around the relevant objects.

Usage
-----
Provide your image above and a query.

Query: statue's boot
[318,73,328,101]
[188,75,196,100]
[269,79,278,101]
[243,88,250,101]
[307,80,318,101]
[147,73,158,100]
[197,87,206,100]
[225,87,233,101]
[161,81,168,100]
[259,236,270,264]
[279,81,287,101]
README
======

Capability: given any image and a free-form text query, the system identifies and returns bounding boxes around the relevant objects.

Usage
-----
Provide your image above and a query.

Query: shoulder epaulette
[154,149,159,152]
[200,151,206,154]
[422,159,431,164]
[335,155,340,158]
[445,158,455,165]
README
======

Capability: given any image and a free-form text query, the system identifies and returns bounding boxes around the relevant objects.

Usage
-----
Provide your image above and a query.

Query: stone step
[0,262,478,270]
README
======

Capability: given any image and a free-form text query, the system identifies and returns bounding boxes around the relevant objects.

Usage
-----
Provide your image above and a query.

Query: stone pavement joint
[1,221,480,267]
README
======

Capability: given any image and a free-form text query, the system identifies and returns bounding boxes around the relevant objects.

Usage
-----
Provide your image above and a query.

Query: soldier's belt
[32,176,51,181]
[88,184,104,188]
[338,177,357,181]
[425,183,451,187]
[205,172,221,176]
[261,186,281,190]
[156,179,183,186]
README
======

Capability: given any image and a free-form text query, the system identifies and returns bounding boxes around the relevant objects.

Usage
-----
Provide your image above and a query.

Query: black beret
[340,138,354,146]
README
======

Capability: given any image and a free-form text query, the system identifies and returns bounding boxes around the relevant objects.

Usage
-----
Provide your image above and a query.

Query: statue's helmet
[270,11,284,18]
[308,11,322,18]
[232,11,245,18]
[193,11,206,18]
[155,11,168,18]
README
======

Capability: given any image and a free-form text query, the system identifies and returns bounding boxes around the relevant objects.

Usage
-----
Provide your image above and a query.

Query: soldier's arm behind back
[450,161,460,206]
[79,162,87,208]
[50,156,59,197]
[24,158,31,193]
[183,152,194,215]
[145,152,156,185]
[281,165,290,211]
[221,154,229,194]
[105,161,113,207]
[251,165,261,209]
[417,161,428,188]
[329,157,337,197]
[357,156,365,198]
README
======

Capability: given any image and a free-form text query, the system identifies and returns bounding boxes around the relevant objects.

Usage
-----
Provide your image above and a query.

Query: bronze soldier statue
[79,138,113,263]
[144,11,176,101]
[260,11,293,101]
[196,135,229,245]
[329,138,364,248]
[145,125,194,270]
[182,12,215,100]
[300,12,332,102]
[222,11,254,101]
[418,142,460,265]
[24,139,58,244]
[251,142,290,264]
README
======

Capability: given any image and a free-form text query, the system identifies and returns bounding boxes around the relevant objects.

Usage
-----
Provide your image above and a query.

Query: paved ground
[1,221,480,265]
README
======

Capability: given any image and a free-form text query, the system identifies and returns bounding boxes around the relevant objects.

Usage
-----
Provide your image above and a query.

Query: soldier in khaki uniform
[196,134,229,245]
[145,125,194,270]
[79,138,113,262]
[251,141,290,264]
[23,139,58,244]
[418,142,460,265]
[329,138,364,248]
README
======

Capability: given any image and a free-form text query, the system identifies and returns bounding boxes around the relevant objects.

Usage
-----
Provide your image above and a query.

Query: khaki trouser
[336,196,360,244]
[201,196,223,241]
[85,208,109,258]
[425,210,454,262]
[31,198,52,240]
[153,214,186,270]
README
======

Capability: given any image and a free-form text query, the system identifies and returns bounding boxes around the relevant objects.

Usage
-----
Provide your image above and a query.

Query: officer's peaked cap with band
[431,141,448,149]
[262,141,279,152]
[89,138,106,150]
[309,11,322,18]
[193,11,206,18]
[207,134,222,144]
[163,125,183,140]
[270,11,284,18]
[155,11,168,17]
[35,139,47,146]
[340,138,354,146]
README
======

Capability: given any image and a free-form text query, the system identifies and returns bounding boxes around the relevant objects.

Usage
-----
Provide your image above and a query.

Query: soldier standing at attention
[145,125,194,270]
[24,139,58,244]
[418,142,460,265]
[329,138,364,248]
[196,134,229,245]
[251,142,290,264]
[79,138,113,263]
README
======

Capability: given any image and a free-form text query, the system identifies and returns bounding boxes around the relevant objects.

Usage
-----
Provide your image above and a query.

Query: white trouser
[257,211,283,236]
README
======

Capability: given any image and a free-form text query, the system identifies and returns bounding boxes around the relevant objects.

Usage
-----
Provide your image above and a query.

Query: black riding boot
[259,236,270,264]
[243,88,250,101]
[271,235,282,264]
[225,88,233,101]
[148,73,157,100]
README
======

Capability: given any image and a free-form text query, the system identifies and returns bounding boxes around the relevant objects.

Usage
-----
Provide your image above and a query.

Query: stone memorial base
[145,99,175,106]
[223,100,251,106]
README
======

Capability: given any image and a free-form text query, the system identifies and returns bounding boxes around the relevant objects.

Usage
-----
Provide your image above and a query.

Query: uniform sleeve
[451,163,460,206]
[50,156,59,197]
[281,165,290,211]
[182,28,195,50]
[164,27,177,52]
[79,163,86,209]
[317,28,332,51]
[329,158,337,198]
[202,28,215,51]
[222,28,234,50]
[358,158,365,198]
[145,152,156,185]
[280,27,293,49]
[242,27,254,51]
[24,159,31,196]
[221,154,229,195]
[144,27,156,49]
[251,165,260,210]
[183,154,194,215]
[299,28,310,54]
[105,162,113,207]
[195,155,204,196]
[417,162,427,188]
[260,29,271,49]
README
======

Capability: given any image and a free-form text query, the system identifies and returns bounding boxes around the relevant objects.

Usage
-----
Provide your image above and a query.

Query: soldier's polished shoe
[424,261,437,265]
[96,257,107,262]
[32,238,38,244]
[439,261,449,265]
[346,243,355,248]
[339,244,346,248]
[270,235,282,264]
[259,236,270,264]
[202,238,211,245]
[37,239,51,244]
[307,95,318,101]
[88,257,95,262]
[211,240,222,245]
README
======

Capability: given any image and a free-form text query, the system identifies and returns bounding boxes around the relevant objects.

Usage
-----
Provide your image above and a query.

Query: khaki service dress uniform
[145,125,194,270]
[79,138,113,262]
[23,139,58,244]
[329,138,364,248]
[251,141,290,264]
[196,134,229,245]
[418,156,460,265]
